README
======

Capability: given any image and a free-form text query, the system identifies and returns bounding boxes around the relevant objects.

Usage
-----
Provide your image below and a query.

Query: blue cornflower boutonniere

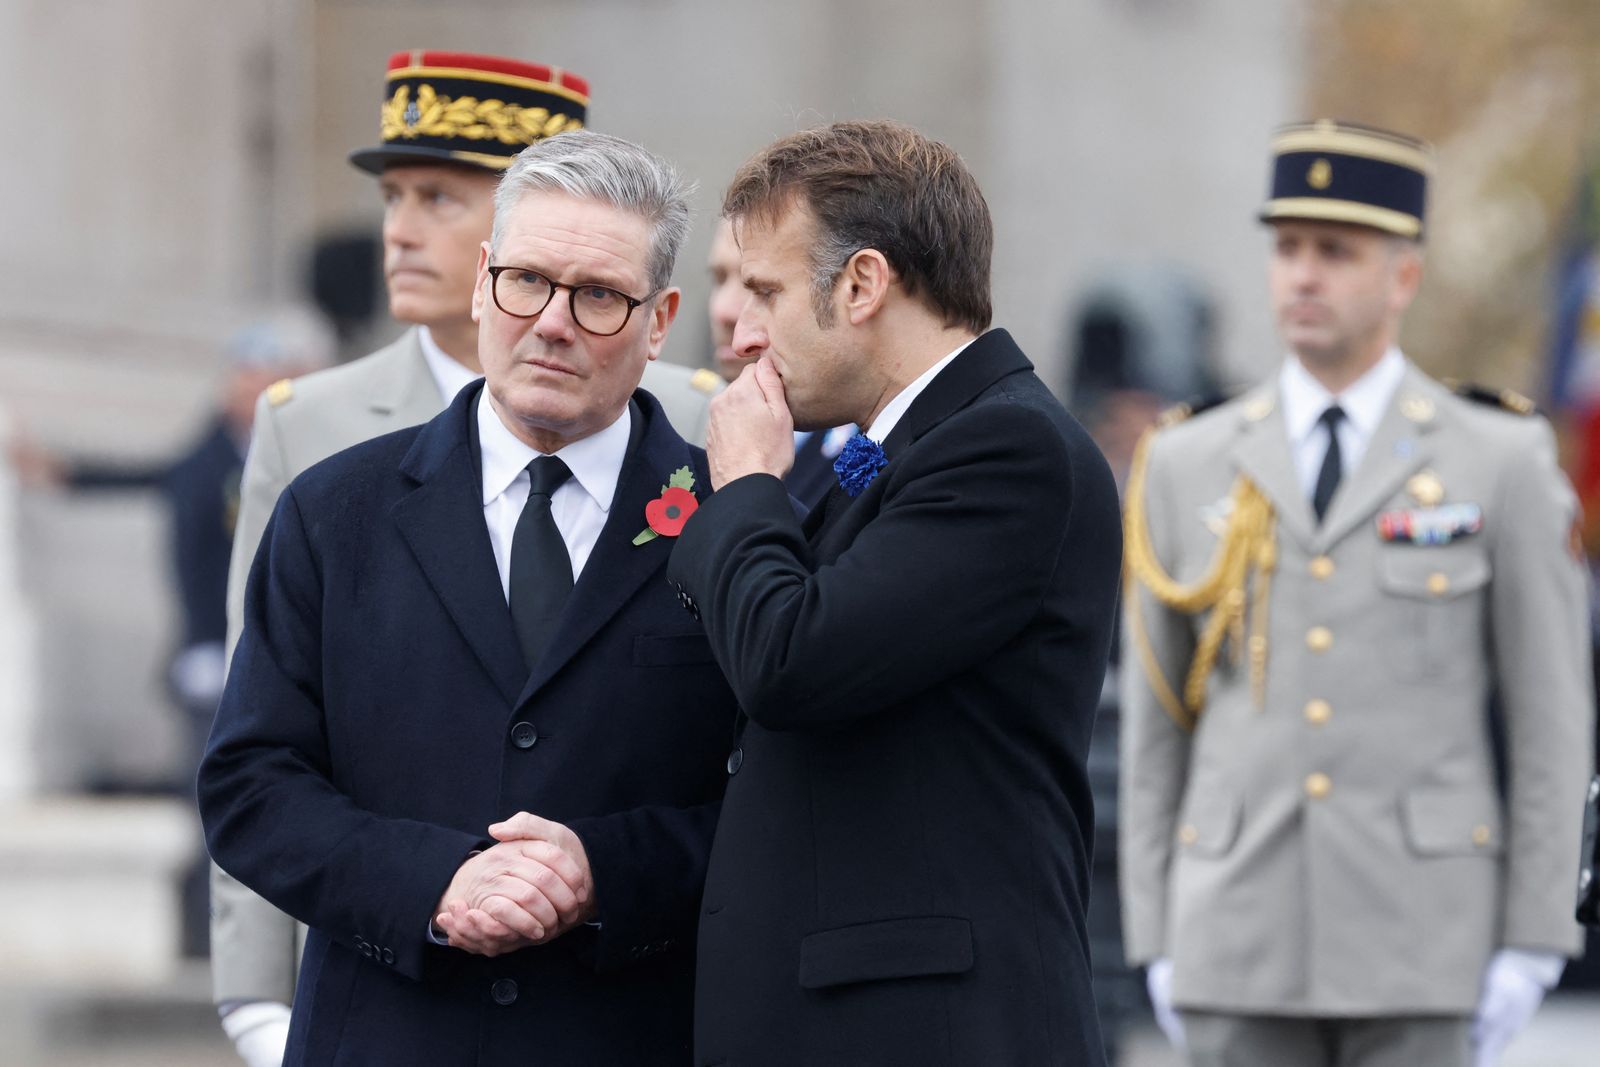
[833,433,887,497]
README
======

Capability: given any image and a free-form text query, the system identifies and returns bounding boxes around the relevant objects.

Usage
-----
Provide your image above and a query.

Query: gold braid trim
[1123,428,1277,730]
[381,85,584,146]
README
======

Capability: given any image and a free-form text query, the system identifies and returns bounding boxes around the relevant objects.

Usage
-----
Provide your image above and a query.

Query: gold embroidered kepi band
[1259,119,1433,239]
[349,50,589,175]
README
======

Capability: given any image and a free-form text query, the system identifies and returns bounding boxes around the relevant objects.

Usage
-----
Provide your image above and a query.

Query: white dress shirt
[864,336,976,443]
[1279,347,1406,500]
[476,391,630,600]
[418,325,484,403]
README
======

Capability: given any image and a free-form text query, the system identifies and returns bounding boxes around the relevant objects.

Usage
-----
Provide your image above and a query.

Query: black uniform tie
[1311,405,1346,524]
[509,456,573,671]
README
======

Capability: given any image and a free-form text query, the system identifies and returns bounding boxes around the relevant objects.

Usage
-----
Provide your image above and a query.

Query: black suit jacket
[200,381,739,1065]
[669,330,1121,1066]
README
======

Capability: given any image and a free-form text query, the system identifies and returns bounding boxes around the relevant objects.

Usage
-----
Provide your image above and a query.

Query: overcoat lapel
[390,382,528,708]
[806,329,1033,545]
[514,394,693,707]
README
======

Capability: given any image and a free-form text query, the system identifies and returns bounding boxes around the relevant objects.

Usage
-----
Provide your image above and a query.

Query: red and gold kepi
[349,50,589,175]
[1259,119,1433,239]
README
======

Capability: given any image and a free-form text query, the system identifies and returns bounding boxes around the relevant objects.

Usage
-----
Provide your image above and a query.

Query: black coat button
[381,948,395,965]
[490,978,519,1005]
[726,747,743,775]
[359,941,373,959]
[510,722,539,749]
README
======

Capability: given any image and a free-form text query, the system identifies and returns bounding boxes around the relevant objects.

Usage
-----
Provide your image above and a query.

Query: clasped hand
[433,813,596,957]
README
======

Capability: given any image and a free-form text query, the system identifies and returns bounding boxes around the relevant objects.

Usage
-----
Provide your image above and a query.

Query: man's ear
[645,288,681,361]
[471,242,492,324]
[1391,240,1424,315]
[841,249,893,326]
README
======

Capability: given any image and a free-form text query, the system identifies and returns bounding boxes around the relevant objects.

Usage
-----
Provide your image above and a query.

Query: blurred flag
[1546,161,1600,554]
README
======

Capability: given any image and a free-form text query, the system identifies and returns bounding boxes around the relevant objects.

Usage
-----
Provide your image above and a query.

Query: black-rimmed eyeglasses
[487,265,658,337]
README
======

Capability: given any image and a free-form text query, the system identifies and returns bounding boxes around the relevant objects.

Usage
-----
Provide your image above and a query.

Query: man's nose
[530,288,578,343]
[383,198,420,249]
[732,315,768,359]
[1289,252,1322,291]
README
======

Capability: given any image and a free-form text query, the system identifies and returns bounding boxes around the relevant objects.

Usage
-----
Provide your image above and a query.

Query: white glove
[1472,949,1563,1067]
[221,1000,292,1067]
[1146,956,1186,1050]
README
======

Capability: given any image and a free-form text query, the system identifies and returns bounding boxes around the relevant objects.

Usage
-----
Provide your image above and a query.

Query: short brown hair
[723,120,993,334]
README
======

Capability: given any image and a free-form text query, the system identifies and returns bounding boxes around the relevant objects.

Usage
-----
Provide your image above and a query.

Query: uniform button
[359,941,374,958]
[1472,824,1493,847]
[1304,699,1331,726]
[1305,772,1332,799]
[1309,556,1335,580]
[726,747,744,775]
[1306,627,1333,652]
[1178,825,1199,846]
[510,721,539,749]
[1427,572,1450,596]
[490,978,519,1005]
[382,948,395,965]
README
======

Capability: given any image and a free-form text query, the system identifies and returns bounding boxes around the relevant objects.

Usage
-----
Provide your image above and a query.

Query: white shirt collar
[418,325,484,403]
[477,390,631,513]
[864,336,977,443]
[1279,346,1406,447]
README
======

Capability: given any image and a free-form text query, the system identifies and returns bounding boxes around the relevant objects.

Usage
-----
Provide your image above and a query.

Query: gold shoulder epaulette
[1157,402,1192,429]
[690,368,722,395]
[1157,391,1233,430]
[1445,379,1536,416]
[265,378,294,408]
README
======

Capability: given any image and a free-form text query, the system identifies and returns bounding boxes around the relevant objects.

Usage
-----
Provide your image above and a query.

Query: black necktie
[509,456,573,671]
[1311,405,1346,523]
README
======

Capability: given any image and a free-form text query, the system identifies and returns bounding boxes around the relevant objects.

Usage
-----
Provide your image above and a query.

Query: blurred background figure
[1121,120,1593,1067]
[7,306,334,956]
[1538,151,1600,991]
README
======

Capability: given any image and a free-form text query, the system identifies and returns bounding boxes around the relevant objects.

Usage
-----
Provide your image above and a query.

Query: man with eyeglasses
[200,129,737,1065]
[208,52,724,1067]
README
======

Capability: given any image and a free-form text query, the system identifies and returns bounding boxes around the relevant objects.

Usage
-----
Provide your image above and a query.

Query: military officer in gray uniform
[210,50,721,1067]
[1120,120,1594,1067]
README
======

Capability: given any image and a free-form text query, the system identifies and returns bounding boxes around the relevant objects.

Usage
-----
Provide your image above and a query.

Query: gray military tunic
[1119,362,1592,1017]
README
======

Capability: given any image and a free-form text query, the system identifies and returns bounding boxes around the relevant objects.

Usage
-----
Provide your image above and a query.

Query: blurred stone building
[0,0,1304,795]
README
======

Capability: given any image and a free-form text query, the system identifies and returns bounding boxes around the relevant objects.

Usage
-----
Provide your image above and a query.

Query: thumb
[754,356,787,408]
[488,810,558,842]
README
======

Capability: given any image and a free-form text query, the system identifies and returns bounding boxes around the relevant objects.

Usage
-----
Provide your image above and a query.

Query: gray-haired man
[201,130,737,1065]
[210,52,722,1066]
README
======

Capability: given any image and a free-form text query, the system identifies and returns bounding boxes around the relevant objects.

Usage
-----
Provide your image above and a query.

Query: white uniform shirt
[476,392,630,600]
[418,325,484,403]
[1279,347,1406,501]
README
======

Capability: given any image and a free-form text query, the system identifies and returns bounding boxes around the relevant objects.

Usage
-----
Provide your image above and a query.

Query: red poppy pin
[633,466,699,545]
